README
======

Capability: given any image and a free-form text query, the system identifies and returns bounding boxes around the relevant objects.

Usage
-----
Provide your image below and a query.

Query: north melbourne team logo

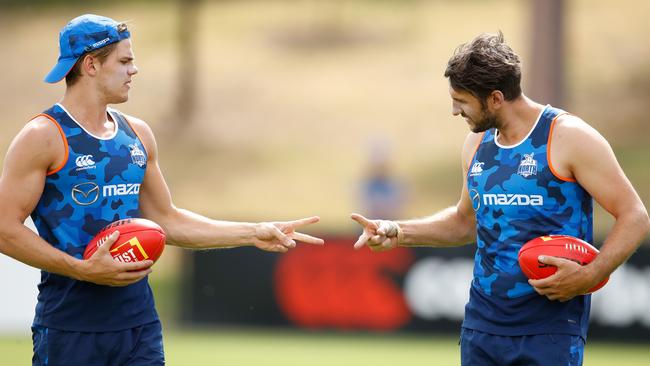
[469,162,485,177]
[129,144,146,167]
[517,153,537,178]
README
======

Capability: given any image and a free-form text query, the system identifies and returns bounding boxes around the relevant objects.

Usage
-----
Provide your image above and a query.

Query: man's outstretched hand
[350,213,402,252]
[253,216,324,253]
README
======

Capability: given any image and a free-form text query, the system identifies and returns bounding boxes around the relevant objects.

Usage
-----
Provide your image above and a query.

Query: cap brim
[44,57,78,83]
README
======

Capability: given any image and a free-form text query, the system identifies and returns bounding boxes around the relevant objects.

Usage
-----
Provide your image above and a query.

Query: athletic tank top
[30,103,158,331]
[462,105,593,338]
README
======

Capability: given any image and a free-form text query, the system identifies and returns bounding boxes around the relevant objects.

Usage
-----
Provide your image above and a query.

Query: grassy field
[1,328,649,365]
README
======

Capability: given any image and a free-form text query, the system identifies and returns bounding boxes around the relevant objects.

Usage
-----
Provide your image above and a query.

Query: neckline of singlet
[55,103,120,141]
[493,105,550,149]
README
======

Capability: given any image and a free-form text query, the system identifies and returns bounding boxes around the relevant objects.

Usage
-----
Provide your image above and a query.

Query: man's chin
[110,95,129,104]
[470,125,489,133]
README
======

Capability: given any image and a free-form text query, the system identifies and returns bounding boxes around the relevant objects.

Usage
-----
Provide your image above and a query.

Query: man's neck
[59,85,114,137]
[495,95,546,146]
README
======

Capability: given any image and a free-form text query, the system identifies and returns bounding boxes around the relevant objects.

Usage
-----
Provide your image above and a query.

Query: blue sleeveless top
[463,105,593,338]
[30,104,158,332]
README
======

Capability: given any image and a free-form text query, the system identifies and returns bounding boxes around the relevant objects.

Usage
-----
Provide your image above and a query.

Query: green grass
[2,329,649,365]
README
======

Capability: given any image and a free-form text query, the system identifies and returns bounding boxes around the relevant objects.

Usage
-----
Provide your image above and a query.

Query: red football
[518,235,609,293]
[83,218,166,264]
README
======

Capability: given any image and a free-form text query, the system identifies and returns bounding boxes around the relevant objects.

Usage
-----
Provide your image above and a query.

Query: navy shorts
[460,327,584,366]
[32,321,164,366]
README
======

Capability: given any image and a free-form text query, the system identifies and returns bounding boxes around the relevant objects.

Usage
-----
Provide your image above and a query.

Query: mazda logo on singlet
[71,182,100,206]
[469,189,481,211]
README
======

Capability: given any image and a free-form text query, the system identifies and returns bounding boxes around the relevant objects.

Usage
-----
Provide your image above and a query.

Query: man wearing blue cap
[0,14,324,365]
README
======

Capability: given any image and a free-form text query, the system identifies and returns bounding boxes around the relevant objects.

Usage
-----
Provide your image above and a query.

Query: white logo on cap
[91,37,111,49]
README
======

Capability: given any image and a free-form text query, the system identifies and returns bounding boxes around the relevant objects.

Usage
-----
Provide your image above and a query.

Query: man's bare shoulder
[553,114,606,147]
[549,113,615,180]
[120,114,148,127]
[464,131,484,146]
[24,115,64,139]
[19,115,66,153]
[4,115,66,172]
[120,114,154,137]
[461,132,485,162]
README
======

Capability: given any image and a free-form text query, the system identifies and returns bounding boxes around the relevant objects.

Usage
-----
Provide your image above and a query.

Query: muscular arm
[128,116,322,252]
[531,116,650,299]
[352,133,479,250]
[0,117,151,285]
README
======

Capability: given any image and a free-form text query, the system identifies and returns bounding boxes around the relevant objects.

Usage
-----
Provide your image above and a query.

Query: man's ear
[81,55,99,77]
[488,90,505,110]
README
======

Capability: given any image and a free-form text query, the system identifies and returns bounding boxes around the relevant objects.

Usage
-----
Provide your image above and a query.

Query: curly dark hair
[444,31,522,102]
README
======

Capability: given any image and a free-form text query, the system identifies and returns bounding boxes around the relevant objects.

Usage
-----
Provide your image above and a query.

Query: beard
[466,107,499,133]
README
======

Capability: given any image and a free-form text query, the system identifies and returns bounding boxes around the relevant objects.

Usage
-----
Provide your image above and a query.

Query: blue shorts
[32,321,164,366]
[460,327,584,366]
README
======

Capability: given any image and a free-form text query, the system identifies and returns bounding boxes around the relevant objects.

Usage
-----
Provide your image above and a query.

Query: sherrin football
[518,235,609,293]
[83,218,166,264]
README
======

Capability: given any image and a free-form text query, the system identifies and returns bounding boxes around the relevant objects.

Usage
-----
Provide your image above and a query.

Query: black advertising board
[182,238,650,341]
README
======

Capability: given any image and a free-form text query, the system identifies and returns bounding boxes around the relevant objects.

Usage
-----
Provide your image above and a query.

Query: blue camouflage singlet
[30,103,158,332]
[463,105,593,338]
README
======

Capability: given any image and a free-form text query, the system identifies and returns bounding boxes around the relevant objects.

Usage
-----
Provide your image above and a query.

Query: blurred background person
[359,139,406,220]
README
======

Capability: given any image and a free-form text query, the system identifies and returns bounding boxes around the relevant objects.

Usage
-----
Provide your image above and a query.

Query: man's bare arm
[127,116,323,253]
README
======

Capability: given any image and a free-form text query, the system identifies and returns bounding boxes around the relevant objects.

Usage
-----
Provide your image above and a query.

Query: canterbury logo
[469,162,484,177]
[75,155,96,168]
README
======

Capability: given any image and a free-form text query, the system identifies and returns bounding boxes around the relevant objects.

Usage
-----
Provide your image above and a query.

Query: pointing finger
[354,232,370,250]
[291,232,324,245]
[350,213,378,230]
[282,216,320,230]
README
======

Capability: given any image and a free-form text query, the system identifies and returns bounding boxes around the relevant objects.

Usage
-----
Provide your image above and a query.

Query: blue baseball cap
[44,14,131,83]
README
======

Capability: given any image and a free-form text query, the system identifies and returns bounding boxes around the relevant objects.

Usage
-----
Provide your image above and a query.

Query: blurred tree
[275,0,424,50]
[173,0,200,135]
[528,0,565,108]
[303,0,348,47]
